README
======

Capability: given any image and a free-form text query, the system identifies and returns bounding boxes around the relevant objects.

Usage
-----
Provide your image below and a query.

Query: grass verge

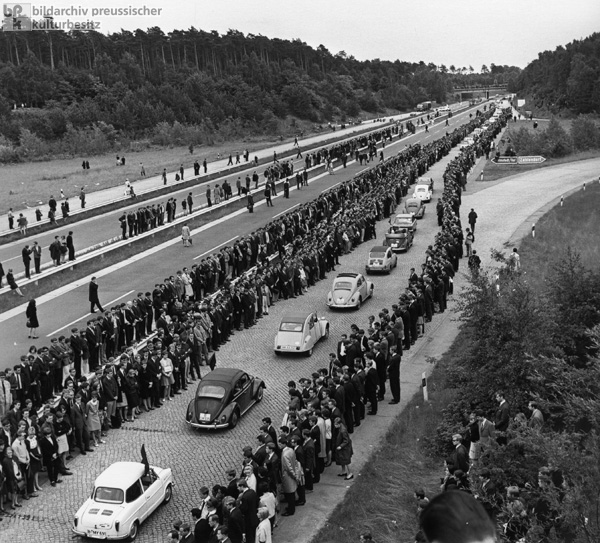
[313,328,474,543]
[518,182,600,287]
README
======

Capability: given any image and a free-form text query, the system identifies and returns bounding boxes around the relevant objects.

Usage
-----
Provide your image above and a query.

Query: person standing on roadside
[79,187,86,209]
[67,231,76,261]
[17,213,28,235]
[468,208,478,234]
[206,185,213,207]
[187,192,193,214]
[7,269,24,296]
[8,208,14,229]
[247,191,254,213]
[32,241,42,274]
[26,299,39,339]
[22,245,32,279]
[89,277,104,313]
[181,224,191,247]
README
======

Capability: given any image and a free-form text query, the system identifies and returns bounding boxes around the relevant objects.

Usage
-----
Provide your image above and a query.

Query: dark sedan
[185,368,266,430]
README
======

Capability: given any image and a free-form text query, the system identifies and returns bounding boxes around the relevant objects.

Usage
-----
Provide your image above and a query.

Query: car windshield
[334,281,352,290]
[197,385,226,399]
[280,322,303,332]
[94,486,124,504]
[416,187,426,192]
[389,227,408,234]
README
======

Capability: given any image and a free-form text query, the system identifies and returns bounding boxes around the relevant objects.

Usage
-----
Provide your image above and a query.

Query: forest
[515,32,600,114]
[0,27,519,160]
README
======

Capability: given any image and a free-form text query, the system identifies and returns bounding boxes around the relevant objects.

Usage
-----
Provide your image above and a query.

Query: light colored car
[327,272,374,309]
[73,461,173,541]
[274,311,329,356]
[412,184,433,202]
[417,176,434,191]
[403,197,425,219]
[366,246,398,274]
[390,213,417,233]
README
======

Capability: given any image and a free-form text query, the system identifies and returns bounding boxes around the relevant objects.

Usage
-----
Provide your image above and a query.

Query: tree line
[0,27,519,160]
[515,32,600,114]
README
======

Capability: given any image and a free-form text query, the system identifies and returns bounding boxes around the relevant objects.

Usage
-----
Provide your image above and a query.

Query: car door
[357,276,366,299]
[124,480,146,523]
[235,374,253,412]
[307,314,317,346]
[142,471,163,519]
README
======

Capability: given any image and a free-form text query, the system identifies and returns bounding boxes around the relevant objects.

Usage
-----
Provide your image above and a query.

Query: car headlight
[220,415,228,423]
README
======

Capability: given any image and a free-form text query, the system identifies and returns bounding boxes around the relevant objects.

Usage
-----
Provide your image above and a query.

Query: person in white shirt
[255,507,272,543]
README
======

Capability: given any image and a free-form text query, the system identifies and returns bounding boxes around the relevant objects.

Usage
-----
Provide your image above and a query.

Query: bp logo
[3,3,32,30]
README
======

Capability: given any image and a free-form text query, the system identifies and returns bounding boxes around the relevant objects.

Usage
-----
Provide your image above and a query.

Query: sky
[11,0,600,69]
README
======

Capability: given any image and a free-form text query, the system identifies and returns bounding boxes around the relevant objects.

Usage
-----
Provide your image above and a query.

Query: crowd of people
[0,108,506,539]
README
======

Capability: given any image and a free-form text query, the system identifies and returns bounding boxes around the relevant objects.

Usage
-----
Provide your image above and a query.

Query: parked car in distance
[403,197,426,219]
[327,272,374,309]
[73,461,173,541]
[390,213,417,233]
[385,225,414,252]
[274,311,329,356]
[186,368,265,430]
[412,184,433,202]
[366,246,398,274]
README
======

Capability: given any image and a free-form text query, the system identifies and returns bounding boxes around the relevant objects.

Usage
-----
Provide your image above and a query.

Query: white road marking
[46,289,135,337]
[194,236,239,260]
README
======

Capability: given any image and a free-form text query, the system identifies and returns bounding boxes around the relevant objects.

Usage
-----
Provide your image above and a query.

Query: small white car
[73,461,173,541]
[327,272,374,309]
[274,311,329,356]
[365,246,398,274]
[413,184,433,202]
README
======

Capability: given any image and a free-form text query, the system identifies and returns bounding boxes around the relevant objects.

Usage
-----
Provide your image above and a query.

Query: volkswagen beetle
[403,197,425,219]
[327,272,374,309]
[365,246,398,273]
[390,213,417,233]
[73,461,173,541]
[385,226,414,252]
[186,368,265,430]
[274,311,329,356]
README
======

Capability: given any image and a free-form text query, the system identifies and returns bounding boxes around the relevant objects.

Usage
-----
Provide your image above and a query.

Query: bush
[570,115,600,151]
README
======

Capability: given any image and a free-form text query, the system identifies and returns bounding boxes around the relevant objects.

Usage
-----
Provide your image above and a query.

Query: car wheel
[356,298,362,310]
[255,387,264,402]
[306,347,313,357]
[274,351,281,356]
[163,484,173,504]
[229,410,239,429]
[324,326,330,340]
[128,521,139,541]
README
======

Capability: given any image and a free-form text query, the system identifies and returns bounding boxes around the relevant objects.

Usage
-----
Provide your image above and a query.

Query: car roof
[201,368,245,383]
[281,312,311,323]
[415,185,429,189]
[393,214,414,220]
[369,246,388,253]
[94,462,147,489]
[336,272,359,279]
[405,198,421,205]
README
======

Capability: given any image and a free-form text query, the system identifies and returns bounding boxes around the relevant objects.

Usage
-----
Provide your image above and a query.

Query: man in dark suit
[236,479,259,543]
[364,357,379,415]
[39,425,62,486]
[89,277,104,313]
[71,393,92,454]
[223,497,245,543]
[387,345,401,404]
[449,434,470,473]
[351,361,366,423]
[494,391,510,445]
[373,344,387,401]
[22,245,32,279]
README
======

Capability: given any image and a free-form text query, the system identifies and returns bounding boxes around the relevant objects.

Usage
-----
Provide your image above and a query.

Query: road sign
[492,156,546,165]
